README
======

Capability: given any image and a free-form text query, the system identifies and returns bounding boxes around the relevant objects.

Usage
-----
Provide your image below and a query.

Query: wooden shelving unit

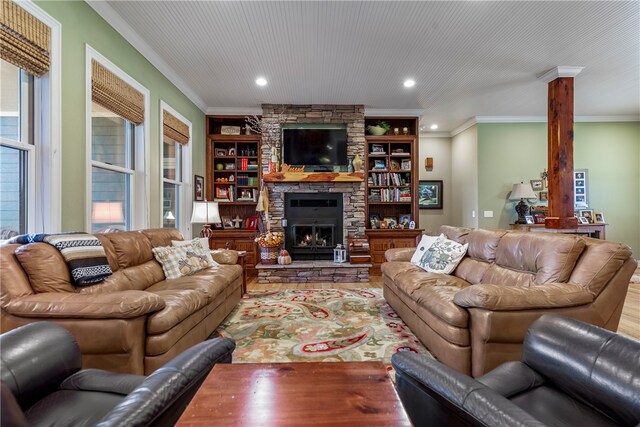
[205,115,262,277]
[364,116,422,274]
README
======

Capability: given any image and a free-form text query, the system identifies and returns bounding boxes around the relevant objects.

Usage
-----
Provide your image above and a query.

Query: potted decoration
[255,231,284,264]
[366,121,391,136]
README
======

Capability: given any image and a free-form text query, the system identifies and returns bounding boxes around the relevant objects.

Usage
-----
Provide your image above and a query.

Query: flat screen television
[282,128,348,168]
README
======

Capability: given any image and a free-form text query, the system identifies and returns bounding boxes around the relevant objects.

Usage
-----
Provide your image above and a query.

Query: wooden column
[545,77,578,229]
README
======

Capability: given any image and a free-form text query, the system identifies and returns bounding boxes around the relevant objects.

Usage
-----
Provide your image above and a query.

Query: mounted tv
[282,127,348,170]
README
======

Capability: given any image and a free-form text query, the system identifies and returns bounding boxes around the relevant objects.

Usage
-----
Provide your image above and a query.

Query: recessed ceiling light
[403,79,415,88]
[430,124,438,130]
[255,77,267,86]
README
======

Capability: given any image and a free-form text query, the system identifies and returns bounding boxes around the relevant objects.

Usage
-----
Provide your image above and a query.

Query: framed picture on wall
[418,180,443,209]
[194,175,204,201]
[574,169,589,208]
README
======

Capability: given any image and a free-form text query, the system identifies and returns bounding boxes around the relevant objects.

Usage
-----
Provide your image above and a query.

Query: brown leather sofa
[382,225,636,377]
[0,228,242,375]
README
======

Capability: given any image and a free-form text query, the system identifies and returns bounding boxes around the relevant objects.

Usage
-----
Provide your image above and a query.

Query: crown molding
[205,106,263,116]
[538,66,585,83]
[86,0,207,112]
[364,108,425,118]
[419,131,451,138]
[450,118,478,137]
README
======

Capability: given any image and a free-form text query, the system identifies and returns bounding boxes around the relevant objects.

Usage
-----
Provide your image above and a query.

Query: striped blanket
[9,233,112,286]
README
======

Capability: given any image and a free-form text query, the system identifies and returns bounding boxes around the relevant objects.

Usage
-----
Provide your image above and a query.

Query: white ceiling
[90,1,639,133]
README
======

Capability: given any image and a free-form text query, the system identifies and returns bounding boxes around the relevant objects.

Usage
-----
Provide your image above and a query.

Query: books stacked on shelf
[237,174,249,186]
[369,172,409,186]
[247,161,259,170]
[371,187,412,202]
[239,158,249,171]
[247,176,258,186]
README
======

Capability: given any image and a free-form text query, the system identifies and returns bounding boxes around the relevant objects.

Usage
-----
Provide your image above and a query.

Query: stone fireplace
[261,104,366,254]
[284,193,343,260]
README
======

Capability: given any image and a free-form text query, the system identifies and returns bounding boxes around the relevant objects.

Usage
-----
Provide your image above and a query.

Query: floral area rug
[214,288,431,368]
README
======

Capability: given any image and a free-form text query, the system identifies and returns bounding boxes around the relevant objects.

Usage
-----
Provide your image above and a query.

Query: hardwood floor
[247,269,640,341]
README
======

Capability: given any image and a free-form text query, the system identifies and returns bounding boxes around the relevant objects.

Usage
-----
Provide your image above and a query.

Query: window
[0,60,34,235]
[161,102,191,234]
[87,48,149,233]
[0,1,60,235]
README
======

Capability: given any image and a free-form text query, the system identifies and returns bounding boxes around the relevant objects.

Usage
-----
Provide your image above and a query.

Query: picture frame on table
[371,144,385,153]
[215,186,229,199]
[524,215,535,224]
[399,214,411,228]
[418,180,443,209]
[534,214,546,224]
[578,216,590,225]
[383,217,397,228]
[369,213,380,229]
[194,175,204,201]
[594,212,605,224]
[214,148,228,156]
[221,216,233,229]
[578,209,594,224]
[245,216,258,230]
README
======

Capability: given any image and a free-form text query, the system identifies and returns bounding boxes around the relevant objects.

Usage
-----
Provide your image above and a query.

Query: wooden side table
[236,251,247,295]
[510,223,607,239]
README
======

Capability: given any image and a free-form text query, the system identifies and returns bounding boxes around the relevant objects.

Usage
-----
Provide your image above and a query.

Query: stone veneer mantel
[263,171,364,183]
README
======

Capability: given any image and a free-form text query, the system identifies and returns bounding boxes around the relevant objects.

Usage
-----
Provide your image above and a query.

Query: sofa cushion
[568,239,633,297]
[146,265,241,304]
[14,243,75,293]
[415,236,468,275]
[381,261,424,281]
[139,228,183,249]
[172,237,210,251]
[453,258,492,285]
[152,244,216,280]
[491,232,585,285]
[146,289,209,334]
[411,234,441,267]
[437,225,471,244]
[394,271,471,328]
[465,229,507,263]
[100,232,154,270]
[121,261,166,291]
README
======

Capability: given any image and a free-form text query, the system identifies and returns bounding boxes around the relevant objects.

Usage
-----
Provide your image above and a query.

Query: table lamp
[92,201,125,229]
[509,182,537,224]
[190,201,220,237]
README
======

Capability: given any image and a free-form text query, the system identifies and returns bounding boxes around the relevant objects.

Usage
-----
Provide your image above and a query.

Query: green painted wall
[35,1,205,231]
[478,122,640,256]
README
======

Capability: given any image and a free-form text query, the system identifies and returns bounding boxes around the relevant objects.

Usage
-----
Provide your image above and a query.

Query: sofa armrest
[211,249,238,265]
[96,337,235,427]
[453,283,593,311]
[391,352,545,427]
[385,247,415,262]
[3,291,165,319]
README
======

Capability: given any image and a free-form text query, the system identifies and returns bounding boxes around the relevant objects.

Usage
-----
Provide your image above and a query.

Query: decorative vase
[352,154,363,172]
[269,147,279,173]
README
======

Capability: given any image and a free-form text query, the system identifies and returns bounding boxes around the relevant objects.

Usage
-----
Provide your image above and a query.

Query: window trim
[11,0,62,233]
[85,45,150,232]
[159,100,192,236]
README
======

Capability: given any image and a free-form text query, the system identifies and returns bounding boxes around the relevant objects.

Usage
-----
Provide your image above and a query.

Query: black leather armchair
[0,322,235,427]
[392,314,640,427]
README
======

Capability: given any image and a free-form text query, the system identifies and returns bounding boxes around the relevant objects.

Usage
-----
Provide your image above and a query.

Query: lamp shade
[92,201,125,223]
[190,201,220,224]
[509,182,537,200]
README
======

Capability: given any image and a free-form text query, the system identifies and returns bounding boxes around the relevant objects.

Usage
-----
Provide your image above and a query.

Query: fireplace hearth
[284,193,343,260]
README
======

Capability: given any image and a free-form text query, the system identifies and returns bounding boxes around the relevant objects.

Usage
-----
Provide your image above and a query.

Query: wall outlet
[472,210,476,218]
[483,210,494,218]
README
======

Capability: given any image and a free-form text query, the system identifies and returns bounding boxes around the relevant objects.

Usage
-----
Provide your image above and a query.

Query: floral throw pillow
[415,235,468,275]
[152,243,216,279]
[171,238,218,267]
[411,234,443,266]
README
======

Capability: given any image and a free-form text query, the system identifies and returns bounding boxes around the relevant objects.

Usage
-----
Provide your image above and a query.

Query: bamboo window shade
[91,60,144,125]
[0,0,50,76]
[163,110,190,145]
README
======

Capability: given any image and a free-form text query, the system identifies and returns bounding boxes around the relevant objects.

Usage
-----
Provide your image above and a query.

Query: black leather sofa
[392,314,640,427]
[0,322,235,426]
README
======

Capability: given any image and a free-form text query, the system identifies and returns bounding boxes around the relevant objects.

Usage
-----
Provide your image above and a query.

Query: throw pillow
[152,243,216,279]
[411,234,443,266]
[171,238,218,267]
[415,235,468,275]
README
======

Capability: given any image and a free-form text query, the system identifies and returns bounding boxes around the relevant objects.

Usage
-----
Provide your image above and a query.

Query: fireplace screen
[292,224,334,248]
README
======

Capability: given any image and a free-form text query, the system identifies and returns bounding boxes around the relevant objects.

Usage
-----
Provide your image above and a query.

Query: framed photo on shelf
[215,186,229,199]
[220,125,241,135]
[418,180,443,209]
[578,209,594,224]
[369,213,380,229]
[401,159,411,170]
[399,214,411,228]
[578,216,589,225]
[373,159,386,170]
[221,216,233,229]
[384,217,397,228]
[214,148,228,156]
[524,215,535,224]
[194,175,204,201]
[371,144,385,153]
[245,216,258,230]
[594,212,605,224]
[534,214,546,224]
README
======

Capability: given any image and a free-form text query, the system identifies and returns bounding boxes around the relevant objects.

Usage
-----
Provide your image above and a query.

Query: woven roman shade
[163,110,190,145]
[91,60,144,125]
[0,0,50,76]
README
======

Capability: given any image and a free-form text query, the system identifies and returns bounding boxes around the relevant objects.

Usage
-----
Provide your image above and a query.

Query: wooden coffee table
[176,361,410,426]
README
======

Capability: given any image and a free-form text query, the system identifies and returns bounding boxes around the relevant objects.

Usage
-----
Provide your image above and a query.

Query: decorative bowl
[367,125,387,136]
